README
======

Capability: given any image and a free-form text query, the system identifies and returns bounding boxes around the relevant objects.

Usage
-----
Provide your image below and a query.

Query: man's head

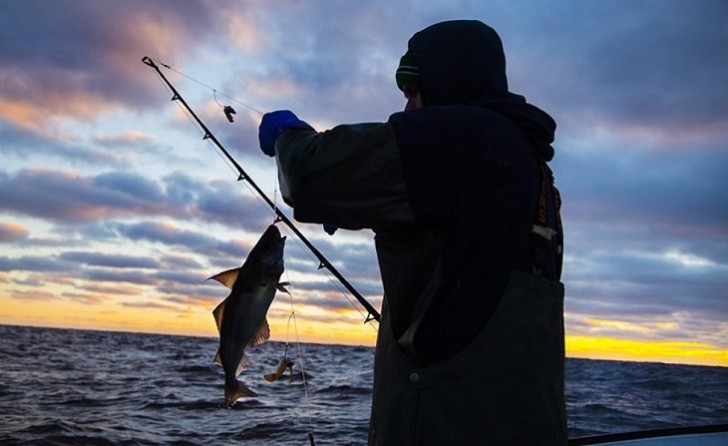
[396,20,508,108]
[396,51,424,110]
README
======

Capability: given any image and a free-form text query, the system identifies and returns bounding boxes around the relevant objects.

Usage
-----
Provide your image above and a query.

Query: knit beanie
[395,51,420,91]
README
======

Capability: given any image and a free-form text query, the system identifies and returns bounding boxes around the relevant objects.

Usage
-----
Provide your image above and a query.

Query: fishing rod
[142,56,380,324]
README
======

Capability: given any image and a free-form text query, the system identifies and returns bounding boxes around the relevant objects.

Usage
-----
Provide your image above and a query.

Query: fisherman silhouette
[258,20,565,446]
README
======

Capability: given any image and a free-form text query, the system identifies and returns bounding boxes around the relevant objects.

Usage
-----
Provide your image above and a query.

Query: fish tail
[225,379,257,407]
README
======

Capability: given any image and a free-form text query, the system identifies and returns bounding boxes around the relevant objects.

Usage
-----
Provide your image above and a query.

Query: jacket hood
[482,93,557,161]
[406,20,556,161]
[407,20,508,106]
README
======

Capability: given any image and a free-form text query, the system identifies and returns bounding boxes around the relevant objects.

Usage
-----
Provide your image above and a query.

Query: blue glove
[258,110,310,157]
[323,223,338,235]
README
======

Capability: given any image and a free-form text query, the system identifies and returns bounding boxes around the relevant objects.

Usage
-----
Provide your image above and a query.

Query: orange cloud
[0,221,28,241]
[9,289,60,302]
[0,92,113,131]
[80,283,143,297]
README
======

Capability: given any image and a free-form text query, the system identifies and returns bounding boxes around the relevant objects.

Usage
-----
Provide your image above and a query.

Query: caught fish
[209,224,287,407]
[264,357,294,383]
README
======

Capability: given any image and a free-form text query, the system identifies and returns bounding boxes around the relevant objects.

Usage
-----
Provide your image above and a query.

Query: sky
[1,0,726,367]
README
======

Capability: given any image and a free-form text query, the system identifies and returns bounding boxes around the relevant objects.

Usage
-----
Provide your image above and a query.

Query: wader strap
[530,162,563,278]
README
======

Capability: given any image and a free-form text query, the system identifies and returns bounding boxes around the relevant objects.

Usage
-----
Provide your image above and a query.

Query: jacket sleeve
[274,122,415,231]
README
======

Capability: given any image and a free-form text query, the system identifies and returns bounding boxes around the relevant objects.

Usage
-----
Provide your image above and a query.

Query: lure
[223,105,236,123]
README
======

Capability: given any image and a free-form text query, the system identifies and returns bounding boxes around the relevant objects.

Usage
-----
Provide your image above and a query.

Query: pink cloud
[0,2,219,127]
[0,222,29,242]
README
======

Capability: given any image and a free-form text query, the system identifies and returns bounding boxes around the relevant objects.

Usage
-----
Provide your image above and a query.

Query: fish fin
[245,318,270,350]
[225,379,257,406]
[235,354,252,377]
[213,348,222,366]
[277,282,290,293]
[207,267,240,289]
[212,298,226,333]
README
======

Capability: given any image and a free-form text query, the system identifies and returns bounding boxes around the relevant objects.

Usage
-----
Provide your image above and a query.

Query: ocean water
[1,325,726,445]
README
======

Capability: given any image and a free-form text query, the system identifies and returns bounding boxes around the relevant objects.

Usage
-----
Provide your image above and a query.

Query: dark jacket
[275,19,565,446]
[386,20,562,363]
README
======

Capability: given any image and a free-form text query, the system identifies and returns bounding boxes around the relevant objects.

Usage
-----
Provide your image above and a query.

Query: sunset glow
[2,2,726,368]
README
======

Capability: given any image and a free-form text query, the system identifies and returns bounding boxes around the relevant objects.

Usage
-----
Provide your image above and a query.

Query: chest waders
[368,271,566,446]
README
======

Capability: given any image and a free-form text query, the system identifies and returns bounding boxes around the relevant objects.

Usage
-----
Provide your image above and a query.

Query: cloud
[0,0,220,127]
[77,283,143,297]
[114,221,246,260]
[152,270,210,286]
[160,285,223,307]
[0,255,68,273]
[58,291,109,305]
[1,1,726,360]
[120,301,179,310]
[0,168,170,222]
[0,124,126,167]
[556,142,728,273]
[81,269,158,286]
[207,1,411,123]
[160,254,204,270]
[0,168,272,233]
[0,222,28,242]
[503,1,728,138]
[566,313,728,350]
[8,289,61,302]
[59,251,158,269]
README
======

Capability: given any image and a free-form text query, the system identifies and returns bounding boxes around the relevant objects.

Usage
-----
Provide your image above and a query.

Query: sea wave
[1,325,726,445]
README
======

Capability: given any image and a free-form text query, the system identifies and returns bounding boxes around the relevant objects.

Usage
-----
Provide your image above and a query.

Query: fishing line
[148,65,238,176]
[272,174,281,225]
[153,62,366,325]
[169,95,379,334]
[151,61,378,331]
[152,57,264,115]
[142,56,382,325]
[212,89,225,108]
[269,188,379,333]
[281,225,379,332]
[280,279,316,445]
[155,73,280,229]
[147,56,378,446]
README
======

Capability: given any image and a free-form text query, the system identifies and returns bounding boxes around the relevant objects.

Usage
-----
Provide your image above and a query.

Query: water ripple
[1,325,727,445]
